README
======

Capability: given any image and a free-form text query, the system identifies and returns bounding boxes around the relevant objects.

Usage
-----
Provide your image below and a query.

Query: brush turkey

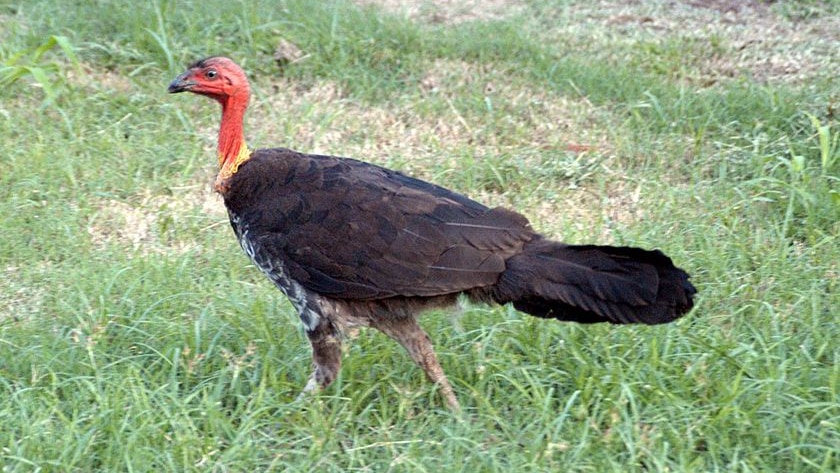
[168,57,696,410]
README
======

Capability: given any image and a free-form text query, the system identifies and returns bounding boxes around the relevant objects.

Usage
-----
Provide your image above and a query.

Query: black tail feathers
[490,240,696,325]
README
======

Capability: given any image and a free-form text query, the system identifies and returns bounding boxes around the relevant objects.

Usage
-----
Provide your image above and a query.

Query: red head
[168,56,250,105]
[169,57,252,193]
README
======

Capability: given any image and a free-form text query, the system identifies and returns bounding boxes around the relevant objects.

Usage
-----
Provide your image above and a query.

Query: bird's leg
[298,318,342,400]
[373,318,461,412]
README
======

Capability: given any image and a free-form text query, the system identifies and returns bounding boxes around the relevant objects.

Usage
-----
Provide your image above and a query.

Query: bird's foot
[296,376,321,402]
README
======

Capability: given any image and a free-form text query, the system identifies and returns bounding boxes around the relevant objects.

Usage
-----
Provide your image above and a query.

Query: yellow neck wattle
[214,144,251,193]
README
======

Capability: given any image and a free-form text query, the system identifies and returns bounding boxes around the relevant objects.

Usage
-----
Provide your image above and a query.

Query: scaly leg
[374,318,460,412]
[298,318,342,400]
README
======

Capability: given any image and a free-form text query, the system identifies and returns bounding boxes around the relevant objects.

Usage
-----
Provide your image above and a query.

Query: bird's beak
[168,72,196,93]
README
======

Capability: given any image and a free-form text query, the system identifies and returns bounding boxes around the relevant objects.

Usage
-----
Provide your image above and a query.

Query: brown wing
[223,148,535,299]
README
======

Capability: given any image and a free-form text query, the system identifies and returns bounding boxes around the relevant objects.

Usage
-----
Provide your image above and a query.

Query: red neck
[218,95,247,164]
[214,93,250,192]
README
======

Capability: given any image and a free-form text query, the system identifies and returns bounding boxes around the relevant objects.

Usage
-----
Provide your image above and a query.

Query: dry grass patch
[560,0,839,85]
[356,0,524,24]
[526,173,647,243]
[87,175,225,256]
[252,59,612,175]
[0,265,47,323]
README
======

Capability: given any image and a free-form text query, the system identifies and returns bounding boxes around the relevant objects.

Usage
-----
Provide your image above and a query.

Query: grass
[1,0,838,471]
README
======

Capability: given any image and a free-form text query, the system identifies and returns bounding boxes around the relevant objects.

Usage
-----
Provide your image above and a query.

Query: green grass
[1,0,838,471]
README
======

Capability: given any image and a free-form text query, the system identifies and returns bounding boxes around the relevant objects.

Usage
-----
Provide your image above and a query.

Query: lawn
[1,0,838,471]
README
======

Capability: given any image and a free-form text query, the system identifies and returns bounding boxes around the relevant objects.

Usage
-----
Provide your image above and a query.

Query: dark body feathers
[170,57,696,410]
[224,148,695,327]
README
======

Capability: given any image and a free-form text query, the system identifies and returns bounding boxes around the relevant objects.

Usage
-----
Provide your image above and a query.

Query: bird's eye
[206,69,218,79]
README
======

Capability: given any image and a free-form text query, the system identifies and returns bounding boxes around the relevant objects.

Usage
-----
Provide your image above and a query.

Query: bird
[168,57,696,411]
